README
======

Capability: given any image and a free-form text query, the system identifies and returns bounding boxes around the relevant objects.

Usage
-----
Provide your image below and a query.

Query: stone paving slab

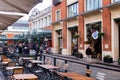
[47,56,120,80]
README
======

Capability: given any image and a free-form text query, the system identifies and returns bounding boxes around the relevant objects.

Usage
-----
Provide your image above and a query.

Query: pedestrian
[35,44,39,60]
[86,46,92,62]
[18,42,23,56]
[23,44,29,57]
[3,43,9,56]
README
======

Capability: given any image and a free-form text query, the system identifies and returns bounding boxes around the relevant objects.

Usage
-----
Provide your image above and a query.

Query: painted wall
[67,0,78,5]
[111,6,120,61]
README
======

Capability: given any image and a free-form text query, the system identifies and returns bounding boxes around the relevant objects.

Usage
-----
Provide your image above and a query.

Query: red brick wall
[78,0,84,49]
[52,0,67,22]
[102,0,111,51]
[52,0,67,48]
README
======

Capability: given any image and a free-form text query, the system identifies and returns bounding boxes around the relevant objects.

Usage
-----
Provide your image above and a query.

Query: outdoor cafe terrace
[0,52,120,80]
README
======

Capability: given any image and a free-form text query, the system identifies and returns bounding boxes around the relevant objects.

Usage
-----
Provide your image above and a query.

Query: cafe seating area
[0,54,95,80]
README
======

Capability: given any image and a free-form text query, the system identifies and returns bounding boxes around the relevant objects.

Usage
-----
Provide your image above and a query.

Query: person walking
[3,43,9,56]
[86,46,92,62]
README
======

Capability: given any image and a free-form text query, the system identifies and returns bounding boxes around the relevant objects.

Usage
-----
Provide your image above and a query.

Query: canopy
[0,0,42,30]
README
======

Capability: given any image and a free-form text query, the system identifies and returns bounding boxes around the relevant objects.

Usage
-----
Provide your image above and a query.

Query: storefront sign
[92,31,99,39]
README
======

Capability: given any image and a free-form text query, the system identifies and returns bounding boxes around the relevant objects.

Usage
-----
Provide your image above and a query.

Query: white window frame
[86,0,102,11]
[68,2,78,18]
[56,9,61,21]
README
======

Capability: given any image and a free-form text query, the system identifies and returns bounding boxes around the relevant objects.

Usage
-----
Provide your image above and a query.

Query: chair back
[8,62,16,66]
[57,61,62,68]
[13,68,24,74]
[2,59,11,62]
[62,64,69,72]
[45,58,51,64]
[96,72,106,80]
[24,78,38,80]
[1,55,7,59]
[63,64,69,70]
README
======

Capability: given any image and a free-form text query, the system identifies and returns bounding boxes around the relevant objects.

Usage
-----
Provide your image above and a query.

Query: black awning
[55,29,62,32]
[68,25,78,31]
[114,18,120,22]
[37,29,52,37]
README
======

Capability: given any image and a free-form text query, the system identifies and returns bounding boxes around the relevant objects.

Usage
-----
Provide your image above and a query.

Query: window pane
[114,0,120,2]
[68,2,78,17]
[86,0,91,11]
[86,0,102,11]
[99,0,102,7]
[56,10,60,21]
[95,0,99,9]
[91,0,94,10]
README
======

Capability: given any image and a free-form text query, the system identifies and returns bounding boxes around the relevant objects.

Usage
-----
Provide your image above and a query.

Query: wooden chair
[6,62,17,76]
[56,61,62,71]
[45,58,51,64]
[2,58,11,62]
[1,55,7,60]
[63,64,69,72]
[13,68,24,74]
[58,63,69,72]
[24,78,38,80]
[8,68,24,80]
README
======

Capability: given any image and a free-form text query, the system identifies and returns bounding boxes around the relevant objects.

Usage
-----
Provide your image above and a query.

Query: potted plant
[103,55,113,63]
[58,35,63,39]
[73,34,79,39]
[118,58,120,65]
[98,32,105,38]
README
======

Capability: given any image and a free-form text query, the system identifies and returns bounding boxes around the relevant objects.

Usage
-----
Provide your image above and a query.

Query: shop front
[86,22,102,59]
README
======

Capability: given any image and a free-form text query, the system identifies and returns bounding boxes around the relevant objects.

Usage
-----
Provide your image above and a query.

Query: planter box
[104,57,113,63]
[118,62,120,65]
[74,52,83,58]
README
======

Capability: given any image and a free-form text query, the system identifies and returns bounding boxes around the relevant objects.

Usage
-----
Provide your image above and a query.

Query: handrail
[42,53,120,72]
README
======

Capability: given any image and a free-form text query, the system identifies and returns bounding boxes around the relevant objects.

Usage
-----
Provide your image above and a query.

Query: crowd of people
[2,41,51,59]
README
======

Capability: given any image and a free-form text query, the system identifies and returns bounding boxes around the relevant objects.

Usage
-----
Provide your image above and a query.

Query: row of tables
[1,56,95,80]
[1,56,38,80]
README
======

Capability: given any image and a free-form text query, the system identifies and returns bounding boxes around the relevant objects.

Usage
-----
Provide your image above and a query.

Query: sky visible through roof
[19,0,52,21]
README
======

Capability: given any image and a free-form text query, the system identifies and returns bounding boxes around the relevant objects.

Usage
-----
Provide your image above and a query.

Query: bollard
[54,58,56,66]
[86,64,91,77]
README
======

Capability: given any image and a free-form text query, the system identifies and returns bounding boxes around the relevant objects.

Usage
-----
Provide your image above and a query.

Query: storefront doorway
[57,30,62,54]
[118,25,120,58]
[68,26,78,55]
[86,22,102,59]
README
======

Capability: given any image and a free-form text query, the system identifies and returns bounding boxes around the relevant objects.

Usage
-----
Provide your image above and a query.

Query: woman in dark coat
[86,46,92,62]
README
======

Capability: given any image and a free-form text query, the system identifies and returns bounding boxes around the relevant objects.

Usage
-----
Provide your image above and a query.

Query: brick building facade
[51,0,120,61]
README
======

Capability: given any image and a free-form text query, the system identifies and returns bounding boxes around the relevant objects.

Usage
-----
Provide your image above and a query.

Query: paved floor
[48,56,120,80]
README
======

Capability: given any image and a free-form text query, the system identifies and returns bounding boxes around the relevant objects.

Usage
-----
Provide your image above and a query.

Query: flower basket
[58,36,63,39]
[103,55,113,63]
[98,32,105,38]
[73,34,79,39]
[84,41,91,44]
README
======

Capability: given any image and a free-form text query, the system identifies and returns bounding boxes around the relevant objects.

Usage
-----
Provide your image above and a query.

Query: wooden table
[2,58,11,62]
[13,74,38,80]
[38,64,59,70]
[22,57,33,60]
[59,72,95,80]
[6,66,23,70]
[29,60,43,64]
[1,62,8,64]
